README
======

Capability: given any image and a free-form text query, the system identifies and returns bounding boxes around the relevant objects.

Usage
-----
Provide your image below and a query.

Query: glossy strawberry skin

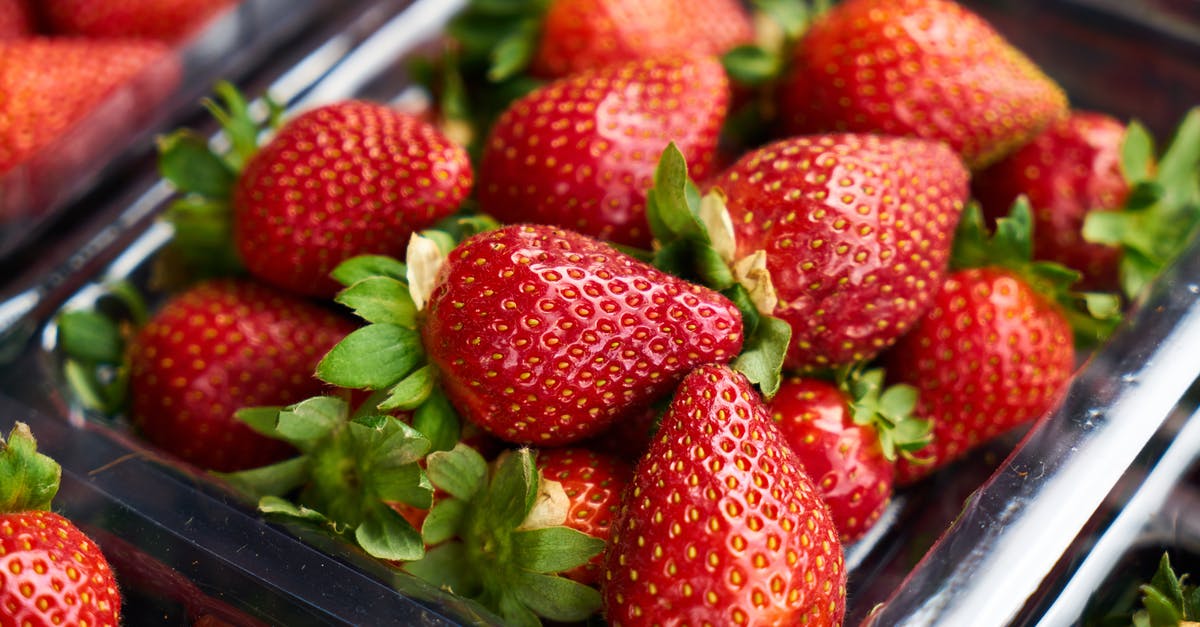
[778,0,1068,170]
[422,225,744,446]
[0,0,33,39]
[0,511,120,627]
[479,55,729,248]
[538,447,630,585]
[770,378,893,544]
[710,134,969,371]
[0,38,175,176]
[603,365,845,626]
[128,279,357,472]
[974,111,1129,292]
[532,0,752,78]
[39,0,234,42]
[887,268,1076,484]
[233,101,473,298]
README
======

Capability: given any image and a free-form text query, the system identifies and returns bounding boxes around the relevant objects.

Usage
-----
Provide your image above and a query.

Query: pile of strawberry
[56,0,1200,624]
[0,0,235,220]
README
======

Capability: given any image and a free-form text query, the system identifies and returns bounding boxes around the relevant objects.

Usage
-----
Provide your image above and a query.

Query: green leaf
[350,415,432,468]
[1081,210,1126,246]
[335,277,418,327]
[368,463,432,509]
[277,396,346,444]
[426,443,489,501]
[511,526,605,574]
[157,130,236,198]
[163,196,242,276]
[63,359,124,414]
[721,45,781,86]
[752,0,812,38]
[56,310,124,364]
[316,324,426,390]
[731,314,791,399]
[498,593,542,627]
[355,503,425,561]
[1156,107,1200,198]
[1150,553,1186,612]
[411,387,462,453]
[512,571,604,622]
[694,243,736,291]
[258,495,329,523]
[646,143,707,244]
[878,384,918,421]
[235,406,284,440]
[217,456,309,501]
[379,364,436,412]
[482,449,538,530]
[489,19,539,82]
[0,423,60,513]
[204,80,262,170]
[1120,121,1156,184]
[331,255,408,287]
[422,498,468,546]
[404,542,481,596]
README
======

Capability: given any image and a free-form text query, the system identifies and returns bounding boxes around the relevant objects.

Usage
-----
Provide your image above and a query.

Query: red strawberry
[887,267,1075,484]
[973,111,1130,292]
[0,38,175,176]
[769,370,928,544]
[0,0,33,39]
[603,364,846,626]
[532,0,753,78]
[478,55,730,247]
[39,0,234,42]
[421,224,744,446]
[709,134,969,371]
[778,0,1068,169]
[538,447,630,584]
[229,101,473,297]
[127,279,356,472]
[0,423,122,627]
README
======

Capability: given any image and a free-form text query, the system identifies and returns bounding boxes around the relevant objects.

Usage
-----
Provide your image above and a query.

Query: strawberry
[478,55,730,247]
[603,364,846,626]
[769,369,928,544]
[537,447,630,584]
[0,423,121,627]
[973,111,1129,292]
[0,0,33,39]
[531,0,753,78]
[127,279,356,472]
[421,224,744,445]
[777,0,1068,170]
[159,86,474,297]
[886,203,1081,484]
[707,134,969,371]
[39,0,234,42]
[0,38,175,176]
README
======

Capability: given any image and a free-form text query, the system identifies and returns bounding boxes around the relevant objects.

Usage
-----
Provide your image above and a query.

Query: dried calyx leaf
[405,448,604,627]
[953,199,1122,346]
[1082,109,1200,301]
[646,143,790,398]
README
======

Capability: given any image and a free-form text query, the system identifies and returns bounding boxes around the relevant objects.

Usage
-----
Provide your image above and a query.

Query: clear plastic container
[0,0,1198,624]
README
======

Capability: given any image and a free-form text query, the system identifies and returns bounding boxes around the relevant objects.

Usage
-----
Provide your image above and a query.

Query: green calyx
[56,281,147,415]
[1133,553,1200,627]
[952,199,1122,346]
[405,447,604,627]
[0,423,61,514]
[838,366,930,462]
[221,395,434,562]
[646,143,791,398]
[447,0,551,83]
[157,80,283,278]
[1083,108,1200,301]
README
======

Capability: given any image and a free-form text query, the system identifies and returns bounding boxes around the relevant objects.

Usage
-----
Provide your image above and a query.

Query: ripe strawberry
[538,447,630,584]
[39,0,234,42]
[973,111,1129,292]
[421,224,744,445]
[230,101,473,297]
[0,423,121,627]
[778,0,1068,169]
[708,134,969,371]
[0,38,174,176]
[127,279,356,472]
[532,0,753,78]
[603,364,846,626]
[769,370,928,544]
[478,55,730,247]
[0,0,33,39]
[887,267,1075,484]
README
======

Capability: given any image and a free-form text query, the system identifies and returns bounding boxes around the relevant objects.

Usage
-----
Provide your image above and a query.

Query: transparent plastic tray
[0,0,1198,624]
